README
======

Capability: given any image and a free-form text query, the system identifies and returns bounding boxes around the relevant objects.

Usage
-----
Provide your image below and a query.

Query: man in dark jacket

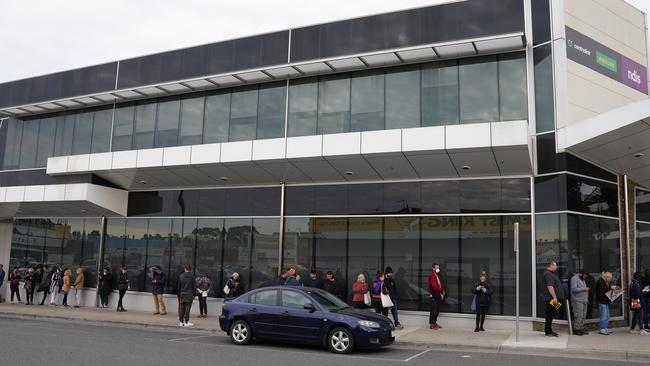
[384,266,403,329]
[177,264,197,327]
[38,265,52,306]
[304,270,324,289]
[542,261,563,337]
[324,271,344,300]
[151,265,167,315]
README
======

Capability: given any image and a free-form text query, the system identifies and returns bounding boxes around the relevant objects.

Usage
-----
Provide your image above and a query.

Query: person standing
[97,266,112,308]
[9,266,22,303]
[38,265,51,306]
[630,271,644,333]
[196,273,212,318]
[542,261,562,337]
[304,270,324,289]
[62,269,72,307]
[642,269,650,332]
[384,267,403,329]
[570,270,590,336]
[428,263,445,330]
[24,267,36,305]
[151,265,167,315]
[0,264,5,302]
[352,274,369,309]
[117,267,129,312]
[596,271,619,335]
[225,272,240,298]
[73,267,84,308]
[177,264,197,327]
[472,271,491,332]
[324,271,344,300]
[284,268,301,286]
[371,272,388,316]
[49,268,62,306]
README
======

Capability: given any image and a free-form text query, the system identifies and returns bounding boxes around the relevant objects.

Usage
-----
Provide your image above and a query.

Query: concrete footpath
[0,303,648,363]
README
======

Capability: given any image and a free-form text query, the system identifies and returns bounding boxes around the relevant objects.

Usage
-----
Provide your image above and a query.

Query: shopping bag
[380,293,393,308]
[363,292,371,306]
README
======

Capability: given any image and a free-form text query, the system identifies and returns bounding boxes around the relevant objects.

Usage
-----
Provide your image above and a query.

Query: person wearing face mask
[428,263,445,330]
[570,270,590,336]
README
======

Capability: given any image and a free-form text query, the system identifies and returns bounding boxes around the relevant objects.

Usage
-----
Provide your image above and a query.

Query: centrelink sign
[566,27,648,94]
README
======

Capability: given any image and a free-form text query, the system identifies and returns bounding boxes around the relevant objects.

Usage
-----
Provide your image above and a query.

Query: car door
[277,289,326,342]
[248,289,284,337]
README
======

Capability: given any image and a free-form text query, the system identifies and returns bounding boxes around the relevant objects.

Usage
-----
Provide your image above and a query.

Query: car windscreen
[306,289,349,310]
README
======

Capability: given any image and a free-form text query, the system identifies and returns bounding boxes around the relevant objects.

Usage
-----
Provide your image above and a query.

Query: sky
[0,0,648,83]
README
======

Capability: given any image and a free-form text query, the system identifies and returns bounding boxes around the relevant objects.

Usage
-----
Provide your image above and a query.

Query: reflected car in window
[219,286,394,354]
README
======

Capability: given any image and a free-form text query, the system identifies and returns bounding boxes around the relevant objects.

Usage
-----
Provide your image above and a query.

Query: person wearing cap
[472,271,492,332]
[384,266,403,329]
[570,270,590,336]
[284,268,301,286]
[151,265,167,315]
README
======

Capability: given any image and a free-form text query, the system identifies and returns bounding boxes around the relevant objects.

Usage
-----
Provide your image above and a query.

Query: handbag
[363,292,371,306]
[222,283,230,295]
[631,298,642,310]
[470,294,477,313]
[380,293,393,308]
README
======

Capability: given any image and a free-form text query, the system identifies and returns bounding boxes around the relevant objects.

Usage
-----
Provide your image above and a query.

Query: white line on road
[403,349,430,362]
[168,335,216,342]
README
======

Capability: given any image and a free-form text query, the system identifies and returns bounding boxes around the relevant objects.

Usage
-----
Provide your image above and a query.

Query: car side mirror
[303,302,316,312]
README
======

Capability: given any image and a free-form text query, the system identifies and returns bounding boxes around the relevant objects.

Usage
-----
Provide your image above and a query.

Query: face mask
[435,268,440,273]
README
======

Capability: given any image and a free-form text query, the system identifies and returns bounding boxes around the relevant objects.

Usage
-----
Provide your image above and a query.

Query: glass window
[133,101,157,149]
[168,218,197,294]
[459,56,498,123]
[637,190,650,223]
[637,223,650,273]
[145,218,172,292]
[82,218,101,288]
[72,111,94,155]
[350,70,384,132]
[384,217,421,310]
[10,220,31,268]
[421,60,459,126]
[19,119,39,169]
[534,45,555,132]
[421,181,460,213]
[282,218,313,276]
[382,182,421,214]
[288,78,318,137]
[105,218,126,289]
[498,53,528,121]
[347,217,382,302]
[250,289,278,306]
[123,218,148,291]
[348,184,382,214]
[112,103,135,151]
[282,290,311,308]
[229,87,258,141]
[385,65,420,129]
[421,216,460,313]
[532,0,551,45]
[203,91,230,143]
[312,218,347,296]
[36,116,57,167]
[179,95,205,146]
[3,119,22,170]
[61,219,84,272]
[155,97,181,148]
[223,218,252,293]
[44,219,64,268]
[460,179,501,212]
[91,108,113,153]
[54,114,74,157]
[317,74,350,135]
[252,218,280,290]
[257,82,286,139]
[196,218,224,297]
[566,174,619,217]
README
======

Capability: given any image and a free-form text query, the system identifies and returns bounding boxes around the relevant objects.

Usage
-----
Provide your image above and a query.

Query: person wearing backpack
[49,268,62,305]
[9,266,22,303]
[472,271,492,332]
[630,271,644,333]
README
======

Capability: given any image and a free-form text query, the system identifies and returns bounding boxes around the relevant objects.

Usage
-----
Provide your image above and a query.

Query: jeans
[178,295,193,323]
[429,293,441,325]
[544,302,556,334]
[62,291,69,306]
[571,301,587,331]
[389,298,400,325]
[643,297,650,329]
[198,295,207,316]
[599,303,610,331]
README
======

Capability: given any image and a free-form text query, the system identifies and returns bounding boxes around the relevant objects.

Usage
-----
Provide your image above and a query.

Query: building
[0,0,648,328]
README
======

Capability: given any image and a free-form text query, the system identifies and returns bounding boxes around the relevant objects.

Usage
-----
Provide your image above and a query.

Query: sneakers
[599,330,611,335]
[545,332,559,337]
[185,322,194,327]
[394,323,404,330]
[641,329,650,335]
[179,322,185,327]
[474,327,480,332]
[429,324,441,330]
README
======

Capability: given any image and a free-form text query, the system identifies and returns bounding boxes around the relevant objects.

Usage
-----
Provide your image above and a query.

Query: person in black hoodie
[117,267,129,312]
[472,271,492,332]
[384,266,403,329]
[37,265,51,305]
[177,264,197,327]
[324,271,344,300]
[630,271,644,333]
[97,266,112,308]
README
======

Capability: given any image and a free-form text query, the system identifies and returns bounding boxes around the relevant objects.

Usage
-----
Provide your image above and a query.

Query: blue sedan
[219,286,395,354]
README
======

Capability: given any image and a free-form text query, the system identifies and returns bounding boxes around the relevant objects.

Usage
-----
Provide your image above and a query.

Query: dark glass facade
[535,173,619,217]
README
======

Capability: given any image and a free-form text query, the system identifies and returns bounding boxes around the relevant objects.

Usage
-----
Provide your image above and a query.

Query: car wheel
[327,327,354,354]
[230,320,252,345]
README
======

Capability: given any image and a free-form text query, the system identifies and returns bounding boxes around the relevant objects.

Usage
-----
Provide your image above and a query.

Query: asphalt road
[0,316,634,366]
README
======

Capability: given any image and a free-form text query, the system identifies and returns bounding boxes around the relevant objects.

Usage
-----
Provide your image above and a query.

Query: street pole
[514,222,520,343]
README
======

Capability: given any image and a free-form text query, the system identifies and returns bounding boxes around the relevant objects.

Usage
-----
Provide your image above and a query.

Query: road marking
[169,335,216,342]
[461,355,472,358]
[403,349,430,362]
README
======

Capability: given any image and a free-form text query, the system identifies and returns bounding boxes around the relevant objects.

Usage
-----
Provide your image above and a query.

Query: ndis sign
[566,27,648,95]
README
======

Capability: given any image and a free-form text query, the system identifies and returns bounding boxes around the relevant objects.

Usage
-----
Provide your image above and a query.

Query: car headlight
[358,320,381,328]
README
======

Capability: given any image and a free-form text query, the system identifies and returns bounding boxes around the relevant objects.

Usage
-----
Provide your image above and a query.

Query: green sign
[596,51,618,73]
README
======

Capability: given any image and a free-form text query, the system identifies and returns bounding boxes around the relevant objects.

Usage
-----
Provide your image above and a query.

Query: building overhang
[0,183,128,218]
[46,121,532,190]
[0,32,525,119]
[559,99,650,187]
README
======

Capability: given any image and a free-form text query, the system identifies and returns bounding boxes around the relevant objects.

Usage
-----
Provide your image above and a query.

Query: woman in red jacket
[351,273,369,309]
[428,263,445,330]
